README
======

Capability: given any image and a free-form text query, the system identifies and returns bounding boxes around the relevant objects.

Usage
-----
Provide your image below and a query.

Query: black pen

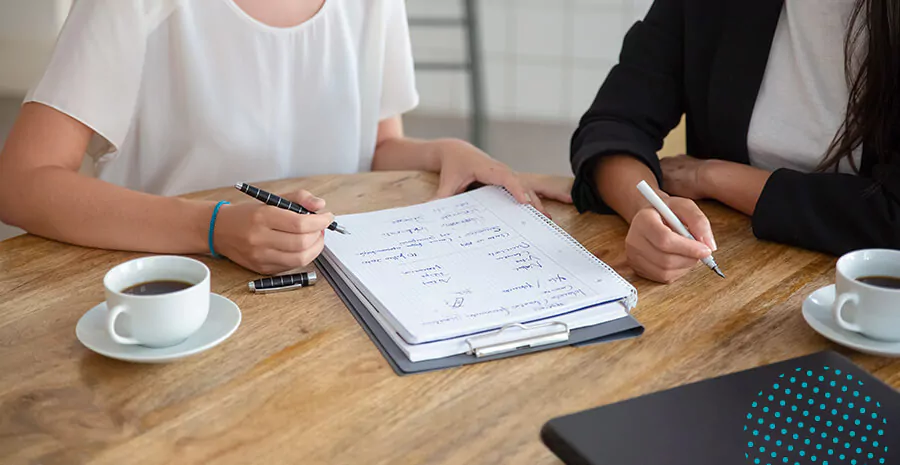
[235,182,349,234]
[249,271,317,293]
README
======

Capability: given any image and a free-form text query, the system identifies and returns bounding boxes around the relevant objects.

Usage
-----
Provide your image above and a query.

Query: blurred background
[0,0,683,240]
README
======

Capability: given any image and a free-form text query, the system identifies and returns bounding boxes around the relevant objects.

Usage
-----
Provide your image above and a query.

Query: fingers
[528,189,549,218]
[627,246,691,284]
[251,234,326,273]
[264,207,335,234]
[528,175,574,204]
[281,189,326,212]
[248,234,325,274]
[667,197,717,251]
[629,232,700,270]
[475,166,532,205]
[635,209,711,260]
[264,230,323,253]
[626,206,714,283]
[434,173,465,199]
[537,187,573,204]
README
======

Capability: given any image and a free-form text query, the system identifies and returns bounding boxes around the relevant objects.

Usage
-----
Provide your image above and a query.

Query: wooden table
[2,171,899,465]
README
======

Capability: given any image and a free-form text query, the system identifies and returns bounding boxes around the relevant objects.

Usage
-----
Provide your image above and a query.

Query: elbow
[0,170,27,228]
[0,183,18,227]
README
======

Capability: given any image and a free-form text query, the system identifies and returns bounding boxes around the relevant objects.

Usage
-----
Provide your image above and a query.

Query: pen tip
[714,268,726,279]
[234,182,244,190]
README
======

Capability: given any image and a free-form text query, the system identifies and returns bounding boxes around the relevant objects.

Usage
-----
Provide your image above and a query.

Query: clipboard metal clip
[465,321,570,358]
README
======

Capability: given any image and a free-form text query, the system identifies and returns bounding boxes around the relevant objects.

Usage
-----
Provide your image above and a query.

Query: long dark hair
[820,0,900,174]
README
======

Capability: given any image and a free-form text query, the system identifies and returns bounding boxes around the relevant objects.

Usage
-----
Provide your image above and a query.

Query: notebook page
[323,247,629,361]
[324,186,634,344]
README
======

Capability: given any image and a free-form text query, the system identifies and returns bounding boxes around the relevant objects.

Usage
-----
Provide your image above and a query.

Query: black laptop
[542,351,899,464]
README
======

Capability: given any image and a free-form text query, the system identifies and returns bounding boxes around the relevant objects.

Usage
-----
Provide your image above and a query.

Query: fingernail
[313,196,324,203]
[525,193,533,203]
[709,236,718,251]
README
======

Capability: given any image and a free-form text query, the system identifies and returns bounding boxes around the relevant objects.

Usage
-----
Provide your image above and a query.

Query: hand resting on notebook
[428,139,574,217]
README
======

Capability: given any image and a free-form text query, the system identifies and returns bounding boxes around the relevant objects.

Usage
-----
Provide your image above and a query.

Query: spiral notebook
[321,186,639,363]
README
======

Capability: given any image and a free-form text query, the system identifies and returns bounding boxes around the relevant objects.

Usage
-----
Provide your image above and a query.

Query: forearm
[751,168,900,254]
[700,160,770,216]
[594,155,666,223]
[0,167,214,254]
[371,137,449,172]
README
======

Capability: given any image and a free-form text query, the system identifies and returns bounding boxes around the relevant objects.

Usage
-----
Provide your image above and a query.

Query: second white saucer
[802,284,900,357]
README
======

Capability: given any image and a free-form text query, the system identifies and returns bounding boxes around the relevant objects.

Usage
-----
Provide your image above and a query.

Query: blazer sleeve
[752,166,900,255]
[570,0,685,214]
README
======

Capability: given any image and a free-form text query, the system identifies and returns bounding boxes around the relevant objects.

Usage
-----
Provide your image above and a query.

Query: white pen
[636,180,725,278]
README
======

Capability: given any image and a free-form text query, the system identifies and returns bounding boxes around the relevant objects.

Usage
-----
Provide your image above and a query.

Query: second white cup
[832,249,900,342]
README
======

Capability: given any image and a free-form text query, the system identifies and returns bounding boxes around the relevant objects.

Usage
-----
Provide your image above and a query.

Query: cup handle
[107,304,141,345]
[833,292,863,334]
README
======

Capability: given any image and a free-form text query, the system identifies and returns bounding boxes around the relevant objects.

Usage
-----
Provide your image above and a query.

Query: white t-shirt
[26,0,420,196]
[747,0,861,174]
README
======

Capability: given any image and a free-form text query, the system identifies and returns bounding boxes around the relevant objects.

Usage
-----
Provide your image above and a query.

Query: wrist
[429,138,471,173]
[593,155,663,223]
[209,202,235,258]
[697,159,724,199]
[175,198,220,255]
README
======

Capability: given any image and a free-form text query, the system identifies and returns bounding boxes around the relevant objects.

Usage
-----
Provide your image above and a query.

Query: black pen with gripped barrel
[234,182,350,235]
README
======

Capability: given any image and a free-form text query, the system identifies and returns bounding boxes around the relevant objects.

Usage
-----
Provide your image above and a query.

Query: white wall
[0,0,71,96]
[408,0,654,123]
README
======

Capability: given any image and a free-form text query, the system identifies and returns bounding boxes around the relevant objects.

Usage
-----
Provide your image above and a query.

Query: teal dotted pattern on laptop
[743,366,889,464]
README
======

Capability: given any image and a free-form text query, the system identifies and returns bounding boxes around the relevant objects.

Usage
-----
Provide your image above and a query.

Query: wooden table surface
[2,171,899,465]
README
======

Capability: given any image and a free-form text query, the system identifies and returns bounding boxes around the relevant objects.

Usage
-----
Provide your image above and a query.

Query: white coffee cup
[103,256,210,347]
[832,248,900,341]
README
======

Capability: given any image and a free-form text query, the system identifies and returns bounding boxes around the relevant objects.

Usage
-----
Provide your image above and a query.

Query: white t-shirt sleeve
[25,0,158,158]
[379,0,419,121]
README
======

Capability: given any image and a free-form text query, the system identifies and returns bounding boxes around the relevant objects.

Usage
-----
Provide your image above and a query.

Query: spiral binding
[491,186,639,311]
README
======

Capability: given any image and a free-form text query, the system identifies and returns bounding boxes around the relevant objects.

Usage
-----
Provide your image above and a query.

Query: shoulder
[332,0,408,24]
[65,0,184,35]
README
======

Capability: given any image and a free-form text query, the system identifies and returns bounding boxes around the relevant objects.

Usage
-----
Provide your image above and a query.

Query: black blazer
[570,0,900,256]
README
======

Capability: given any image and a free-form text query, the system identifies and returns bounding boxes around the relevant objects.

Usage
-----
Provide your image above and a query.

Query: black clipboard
[315,257,644,376]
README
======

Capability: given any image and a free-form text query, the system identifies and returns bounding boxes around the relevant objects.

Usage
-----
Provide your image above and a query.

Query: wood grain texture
[1,171,898,465]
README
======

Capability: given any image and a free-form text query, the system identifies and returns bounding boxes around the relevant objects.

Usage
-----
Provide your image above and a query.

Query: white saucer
[802,284,900,357]
[76,293,241,363]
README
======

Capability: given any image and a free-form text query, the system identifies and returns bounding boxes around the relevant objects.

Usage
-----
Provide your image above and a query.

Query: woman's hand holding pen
[594,155,720,284]
[214,189,333,274]
[626,191,717,284]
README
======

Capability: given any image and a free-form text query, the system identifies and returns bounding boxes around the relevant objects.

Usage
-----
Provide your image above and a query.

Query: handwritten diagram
[324,187,630,343]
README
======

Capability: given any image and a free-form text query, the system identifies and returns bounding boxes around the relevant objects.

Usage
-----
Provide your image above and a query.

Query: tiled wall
[408,0,654,123]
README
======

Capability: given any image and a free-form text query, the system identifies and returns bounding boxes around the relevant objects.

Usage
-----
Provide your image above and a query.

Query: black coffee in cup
[857,275,900,289]
[122,280,193,296]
